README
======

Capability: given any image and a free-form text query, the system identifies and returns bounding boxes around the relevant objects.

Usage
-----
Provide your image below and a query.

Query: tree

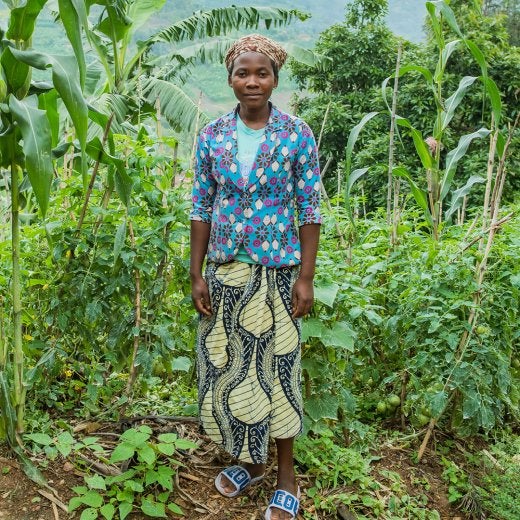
[289,0,404,208]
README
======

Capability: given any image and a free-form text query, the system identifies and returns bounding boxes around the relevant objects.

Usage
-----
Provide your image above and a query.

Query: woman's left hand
[291,277,314,318]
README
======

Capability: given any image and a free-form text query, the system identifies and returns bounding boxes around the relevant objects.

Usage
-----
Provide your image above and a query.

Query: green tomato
[376,401,387,414]
[420,405,432,417]
[512,358,520,369]
[476,325,490,335]
[416,413,430,427]
[388,394,401,407]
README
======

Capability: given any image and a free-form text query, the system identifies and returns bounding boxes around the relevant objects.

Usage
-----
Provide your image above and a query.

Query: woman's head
[225,34,287,80]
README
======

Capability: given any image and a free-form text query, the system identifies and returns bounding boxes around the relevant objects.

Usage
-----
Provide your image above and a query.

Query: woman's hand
[191,275,212,316]
[291,276,314,318]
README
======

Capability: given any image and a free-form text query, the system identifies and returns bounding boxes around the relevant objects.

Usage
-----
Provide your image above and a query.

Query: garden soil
[0,420,467,520]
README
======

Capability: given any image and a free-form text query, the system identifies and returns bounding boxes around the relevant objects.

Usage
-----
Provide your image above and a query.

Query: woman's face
[228,52,278,113]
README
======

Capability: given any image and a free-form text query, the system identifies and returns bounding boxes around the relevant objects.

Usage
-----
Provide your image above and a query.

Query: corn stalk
[8,134,24,435]
[417,115,518,461]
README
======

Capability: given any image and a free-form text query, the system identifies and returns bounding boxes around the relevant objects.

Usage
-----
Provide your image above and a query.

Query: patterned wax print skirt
[196,261,303,464]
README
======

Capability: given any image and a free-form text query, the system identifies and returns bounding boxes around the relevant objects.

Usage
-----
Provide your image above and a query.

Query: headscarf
[225,34,287,72]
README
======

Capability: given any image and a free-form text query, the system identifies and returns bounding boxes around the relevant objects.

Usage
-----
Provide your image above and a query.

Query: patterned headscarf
[225,34,287,72]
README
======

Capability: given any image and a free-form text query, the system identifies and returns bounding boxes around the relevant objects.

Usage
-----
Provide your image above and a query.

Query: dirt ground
[0,420,467,520]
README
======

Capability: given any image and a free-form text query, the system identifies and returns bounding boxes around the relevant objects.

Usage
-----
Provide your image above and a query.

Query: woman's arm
[292,120,322,318]
[292,223,320,318]
[190,221,212,316]
[190,129,216,316]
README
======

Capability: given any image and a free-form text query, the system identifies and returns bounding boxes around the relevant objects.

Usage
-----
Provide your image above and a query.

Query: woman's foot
[218,463,265,495]
[269,470,298,520]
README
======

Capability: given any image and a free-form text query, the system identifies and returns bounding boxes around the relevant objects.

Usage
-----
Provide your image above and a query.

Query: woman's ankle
[243,462,265,478]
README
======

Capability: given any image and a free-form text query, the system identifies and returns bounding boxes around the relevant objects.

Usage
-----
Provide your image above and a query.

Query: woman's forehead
[232,51,273,69]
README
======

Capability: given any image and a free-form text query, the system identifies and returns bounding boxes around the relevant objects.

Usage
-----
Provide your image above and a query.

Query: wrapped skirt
[196,261,302,464]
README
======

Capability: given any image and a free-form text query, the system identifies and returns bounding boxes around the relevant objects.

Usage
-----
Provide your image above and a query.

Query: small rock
[63,462,74,472]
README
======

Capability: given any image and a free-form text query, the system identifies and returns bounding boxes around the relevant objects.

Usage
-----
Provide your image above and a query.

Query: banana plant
[381,0,501,239]
[69,2,320,137]
[0,0,88,446]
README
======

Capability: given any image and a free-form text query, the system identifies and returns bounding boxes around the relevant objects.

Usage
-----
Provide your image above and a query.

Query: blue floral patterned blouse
[190,104,322,268]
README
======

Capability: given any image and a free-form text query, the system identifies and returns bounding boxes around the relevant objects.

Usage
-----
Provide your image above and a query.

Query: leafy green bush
[303,202,519,436]
[68,425,197,519]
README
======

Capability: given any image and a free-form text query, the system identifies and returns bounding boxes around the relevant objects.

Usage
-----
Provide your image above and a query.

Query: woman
[190,34,321,520]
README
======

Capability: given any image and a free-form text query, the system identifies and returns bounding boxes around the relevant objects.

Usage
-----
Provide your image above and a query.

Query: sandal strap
[267,489,300,517]
[222,465,251,492]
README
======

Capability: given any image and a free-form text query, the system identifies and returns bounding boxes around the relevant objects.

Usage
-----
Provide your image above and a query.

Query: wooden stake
[125,219,142,397]
[387,42,402,235]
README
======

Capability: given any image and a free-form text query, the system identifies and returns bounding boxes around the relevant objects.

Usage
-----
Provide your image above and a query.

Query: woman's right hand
[191,275,212,316]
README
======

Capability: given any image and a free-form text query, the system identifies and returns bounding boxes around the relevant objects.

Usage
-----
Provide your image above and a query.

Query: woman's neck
[238,104,270,129]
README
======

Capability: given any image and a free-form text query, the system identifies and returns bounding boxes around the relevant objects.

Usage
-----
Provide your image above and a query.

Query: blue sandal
[264,487,301,519]
[214,465,264,498]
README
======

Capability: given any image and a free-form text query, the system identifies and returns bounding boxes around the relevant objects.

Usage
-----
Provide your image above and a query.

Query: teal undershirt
[235,116,265,265]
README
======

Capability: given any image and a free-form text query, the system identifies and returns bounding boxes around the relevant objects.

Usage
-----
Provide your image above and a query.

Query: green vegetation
[0,0,519,519]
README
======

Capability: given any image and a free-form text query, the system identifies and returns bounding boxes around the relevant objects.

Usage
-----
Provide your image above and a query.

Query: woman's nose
[246,75,259,87]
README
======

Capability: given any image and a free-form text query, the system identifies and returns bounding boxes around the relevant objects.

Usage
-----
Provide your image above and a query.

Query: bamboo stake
[482,115,497,229]
[0,295,6,369]
[189,92,203,173]
[317,101,331,151]
[76,113,114,234]
[400,370,409,430]
[459,195,467,225]
[319,157,347,248]
[92,184,115,235]
[387,42,402,231]
[125,219,142,397]
[156,142,179,285]
[490,115,519,220]
[455,212,514,256]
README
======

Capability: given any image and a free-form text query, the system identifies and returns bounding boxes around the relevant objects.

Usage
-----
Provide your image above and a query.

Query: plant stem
[10,133,24,433]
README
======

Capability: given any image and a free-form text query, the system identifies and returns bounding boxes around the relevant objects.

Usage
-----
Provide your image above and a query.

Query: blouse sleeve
[190,129,217,224]
[294,121,322,226]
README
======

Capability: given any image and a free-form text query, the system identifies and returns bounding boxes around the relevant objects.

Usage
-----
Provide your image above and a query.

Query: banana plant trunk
[9,133,25,434]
